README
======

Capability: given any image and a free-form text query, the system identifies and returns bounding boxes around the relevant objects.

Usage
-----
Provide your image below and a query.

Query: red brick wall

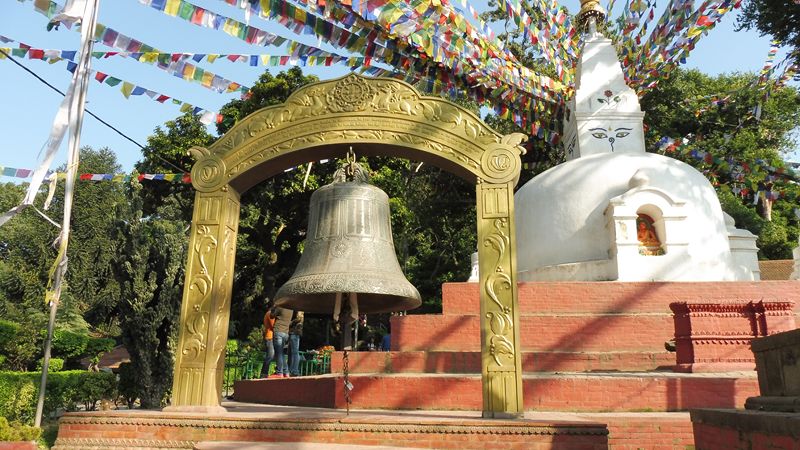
[442,281,800,316]
[233,377,337,408]
[395,282,800,353]
[329,350,675,374]
[595,415,694,449]
[234,374,758,412]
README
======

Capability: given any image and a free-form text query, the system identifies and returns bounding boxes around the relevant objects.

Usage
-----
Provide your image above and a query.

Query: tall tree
[111,181,187,408]
[641,68,800,259]
[737,0,800,64]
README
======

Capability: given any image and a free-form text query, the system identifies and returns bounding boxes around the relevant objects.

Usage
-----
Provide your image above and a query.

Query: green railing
[222,349,332,397]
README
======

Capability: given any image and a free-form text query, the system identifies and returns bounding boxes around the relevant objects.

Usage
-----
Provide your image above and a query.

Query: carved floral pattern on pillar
[182,225,218,362]
[484,218,515,366]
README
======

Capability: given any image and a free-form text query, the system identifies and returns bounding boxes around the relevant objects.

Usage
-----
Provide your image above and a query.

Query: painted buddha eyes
[592,131,608,139]
[615,130,630,138]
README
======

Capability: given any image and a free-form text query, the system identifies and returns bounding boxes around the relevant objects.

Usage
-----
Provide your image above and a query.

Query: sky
[0,0,790,180]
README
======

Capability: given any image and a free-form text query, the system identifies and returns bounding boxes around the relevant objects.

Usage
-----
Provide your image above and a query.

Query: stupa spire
[562,6,645,160]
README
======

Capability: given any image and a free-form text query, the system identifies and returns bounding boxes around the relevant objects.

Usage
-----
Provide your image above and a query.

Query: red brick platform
[52,403,609,450]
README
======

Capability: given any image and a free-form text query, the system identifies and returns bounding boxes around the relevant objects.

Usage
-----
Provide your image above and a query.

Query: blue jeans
[288,333,301,376]
[259,339,274,378]
[273,332,289,376]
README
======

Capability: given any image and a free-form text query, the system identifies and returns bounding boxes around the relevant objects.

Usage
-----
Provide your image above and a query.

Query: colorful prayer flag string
[0,166,193,183]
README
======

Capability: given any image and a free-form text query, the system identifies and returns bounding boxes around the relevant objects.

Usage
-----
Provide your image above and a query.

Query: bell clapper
[338,293,355,415]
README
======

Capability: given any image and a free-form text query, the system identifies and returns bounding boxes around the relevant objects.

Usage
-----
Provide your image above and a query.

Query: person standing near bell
[288,311,304,377]
[259,302,277,379]
[271,306,293,378]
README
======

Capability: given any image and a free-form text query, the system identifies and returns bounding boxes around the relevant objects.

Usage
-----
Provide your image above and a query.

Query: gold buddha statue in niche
[637,214,664,256]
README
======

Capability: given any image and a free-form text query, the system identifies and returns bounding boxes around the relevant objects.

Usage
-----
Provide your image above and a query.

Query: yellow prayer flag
[142,52,159,63]
[112,174,124,182]
[201,71,213,87]
[260,55,270,65]
[207,54,219,63]
[223,19,238,36]
[180,103,193,113]
[121,82,134,99]
[165,0,181,16]
[294,8,306,23]
[183,64,195,80]
[0,48,8,59]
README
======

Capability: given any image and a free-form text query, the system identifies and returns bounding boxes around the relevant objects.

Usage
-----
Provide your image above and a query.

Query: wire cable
[0,48,147,150]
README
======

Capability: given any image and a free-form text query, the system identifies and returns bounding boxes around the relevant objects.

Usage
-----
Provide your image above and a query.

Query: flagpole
[34,0,101,428]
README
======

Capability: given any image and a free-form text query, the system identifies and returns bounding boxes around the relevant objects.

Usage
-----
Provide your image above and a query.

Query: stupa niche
[514,16,760,282]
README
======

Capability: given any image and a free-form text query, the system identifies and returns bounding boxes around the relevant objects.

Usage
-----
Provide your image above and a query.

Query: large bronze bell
[274,158,421,315]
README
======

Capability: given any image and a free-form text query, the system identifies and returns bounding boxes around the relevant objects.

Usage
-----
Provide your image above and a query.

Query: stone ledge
[690,408,800,438]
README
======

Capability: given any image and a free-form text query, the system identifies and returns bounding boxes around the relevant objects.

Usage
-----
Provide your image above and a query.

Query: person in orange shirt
[259,303,277,379]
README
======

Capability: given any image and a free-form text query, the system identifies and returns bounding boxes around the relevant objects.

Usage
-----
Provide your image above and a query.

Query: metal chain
[342,349,352,415]
[345,147,357,180]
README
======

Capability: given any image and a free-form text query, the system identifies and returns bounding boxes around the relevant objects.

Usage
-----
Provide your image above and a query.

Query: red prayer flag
[94,72,108,83]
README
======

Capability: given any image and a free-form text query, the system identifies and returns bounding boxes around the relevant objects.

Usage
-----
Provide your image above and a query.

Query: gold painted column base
[162,405,228,415]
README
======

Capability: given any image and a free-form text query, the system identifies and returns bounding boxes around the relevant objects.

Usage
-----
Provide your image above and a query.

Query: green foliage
[0,320,19,351]
[135,114,214,222]
[0,321,41,371]
[112,182,187,409]
[0,370,116,424]
[85,337,115,359]
[737,0,800,65]
[51,329,89,359]
[642,68,800,259]
[36,358,64,373]
[117,362,138,409]
[0,417,41,442]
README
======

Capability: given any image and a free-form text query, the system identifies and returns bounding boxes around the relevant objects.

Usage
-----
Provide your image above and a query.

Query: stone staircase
[234,280,800,448]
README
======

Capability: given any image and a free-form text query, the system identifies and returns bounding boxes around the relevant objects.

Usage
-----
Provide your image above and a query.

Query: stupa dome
[514,152,743,281]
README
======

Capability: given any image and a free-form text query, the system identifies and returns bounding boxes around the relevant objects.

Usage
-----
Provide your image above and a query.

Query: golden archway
[168,74,526,418]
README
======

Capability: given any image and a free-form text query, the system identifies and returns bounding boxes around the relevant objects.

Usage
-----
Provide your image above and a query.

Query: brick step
[233,372,758,412]
[53,407,609,450]
[329,351,676,374]
[440,281,800,316]
[392,314,674,352]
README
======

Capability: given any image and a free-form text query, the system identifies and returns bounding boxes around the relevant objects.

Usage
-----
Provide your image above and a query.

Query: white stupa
[513,10,760,282]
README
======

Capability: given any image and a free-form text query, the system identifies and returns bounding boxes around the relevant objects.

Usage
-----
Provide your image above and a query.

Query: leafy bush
[85,337,115,359]
[36,357,64,373]
[0,320,19,350]
[0,321,38,371]
[51,330,89,359]
[0,370,116,424]
[0,417,41,442]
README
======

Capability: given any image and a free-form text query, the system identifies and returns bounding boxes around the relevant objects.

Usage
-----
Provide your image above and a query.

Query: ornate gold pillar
[167,187,240,412]
[476,181,524,418]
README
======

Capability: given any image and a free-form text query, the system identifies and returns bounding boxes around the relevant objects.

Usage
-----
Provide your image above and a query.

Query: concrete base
[52,402,608,450]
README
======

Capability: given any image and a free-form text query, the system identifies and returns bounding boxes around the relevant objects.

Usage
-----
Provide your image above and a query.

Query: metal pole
[34,0,100,428]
